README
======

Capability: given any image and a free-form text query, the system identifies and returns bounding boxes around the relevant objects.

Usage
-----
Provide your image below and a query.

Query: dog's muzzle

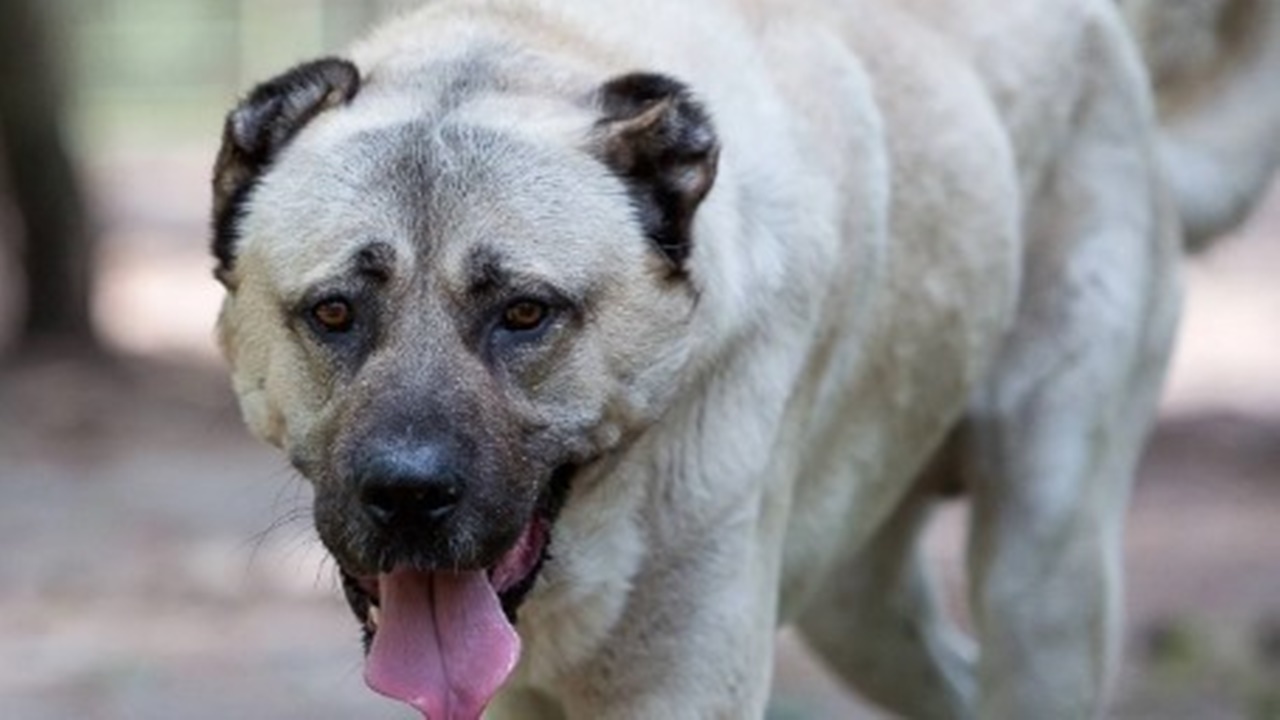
[332,456,577,720]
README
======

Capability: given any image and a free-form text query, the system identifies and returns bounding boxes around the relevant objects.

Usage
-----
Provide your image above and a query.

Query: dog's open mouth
[337,464,574,720]
[342,517,549,720]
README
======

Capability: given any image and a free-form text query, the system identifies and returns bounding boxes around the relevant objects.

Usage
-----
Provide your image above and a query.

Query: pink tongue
[365,568,520,720]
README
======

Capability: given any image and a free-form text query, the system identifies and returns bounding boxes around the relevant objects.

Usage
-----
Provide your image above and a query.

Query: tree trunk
[0,0,99,352]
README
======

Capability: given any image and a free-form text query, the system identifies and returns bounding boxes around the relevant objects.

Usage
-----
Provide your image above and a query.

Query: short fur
[211,0,1273,717]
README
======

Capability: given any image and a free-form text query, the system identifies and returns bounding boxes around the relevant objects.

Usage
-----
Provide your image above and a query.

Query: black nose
[356,443,462,531]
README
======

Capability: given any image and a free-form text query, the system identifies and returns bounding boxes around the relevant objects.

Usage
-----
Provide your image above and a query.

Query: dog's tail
[1121,0,1280,250]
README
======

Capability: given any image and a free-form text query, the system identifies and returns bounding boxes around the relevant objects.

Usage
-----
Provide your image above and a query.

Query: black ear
[595,73,719,269]
[211,58,361,286]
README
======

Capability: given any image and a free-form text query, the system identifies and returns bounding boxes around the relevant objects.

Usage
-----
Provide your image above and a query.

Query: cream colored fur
[1122,0,1280,248]
[212,0,1276,716]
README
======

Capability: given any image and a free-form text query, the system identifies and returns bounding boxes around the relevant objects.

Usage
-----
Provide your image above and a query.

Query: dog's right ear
[211,58,361,287]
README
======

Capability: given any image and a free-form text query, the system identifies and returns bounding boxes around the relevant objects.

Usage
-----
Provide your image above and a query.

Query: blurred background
[0,1,1276,718]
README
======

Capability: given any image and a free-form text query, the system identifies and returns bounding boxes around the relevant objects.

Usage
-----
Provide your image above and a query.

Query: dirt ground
[1,150,1277,719]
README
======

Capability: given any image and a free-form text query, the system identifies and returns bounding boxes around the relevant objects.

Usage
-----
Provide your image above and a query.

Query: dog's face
[211,56,718,692]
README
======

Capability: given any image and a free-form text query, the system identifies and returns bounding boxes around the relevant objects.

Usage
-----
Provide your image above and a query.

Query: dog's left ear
[595,73,719,269]
[211,58,361,287]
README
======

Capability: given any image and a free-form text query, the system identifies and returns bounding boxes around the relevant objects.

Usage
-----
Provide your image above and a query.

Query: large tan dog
[209,0,1268,718]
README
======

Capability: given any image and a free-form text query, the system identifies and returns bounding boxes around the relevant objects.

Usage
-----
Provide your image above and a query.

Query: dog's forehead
[237,106,634,297]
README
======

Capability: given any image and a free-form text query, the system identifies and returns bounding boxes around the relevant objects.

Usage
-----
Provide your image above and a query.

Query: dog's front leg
[555,525,781,719]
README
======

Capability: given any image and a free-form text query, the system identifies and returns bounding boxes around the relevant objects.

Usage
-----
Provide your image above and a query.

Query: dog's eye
[312,298,355,333]
[500,300,549,332]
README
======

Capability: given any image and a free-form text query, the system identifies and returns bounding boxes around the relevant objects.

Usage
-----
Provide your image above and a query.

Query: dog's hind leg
[966,322,1173,720]
[965,10,1181,718]
[797,480,978,720]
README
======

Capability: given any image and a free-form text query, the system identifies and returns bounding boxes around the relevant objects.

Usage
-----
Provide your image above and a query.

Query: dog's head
[211,53,718,716]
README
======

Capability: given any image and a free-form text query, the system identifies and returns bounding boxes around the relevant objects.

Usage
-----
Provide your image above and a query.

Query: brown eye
[312,298,355,332]
[501,300,548,332]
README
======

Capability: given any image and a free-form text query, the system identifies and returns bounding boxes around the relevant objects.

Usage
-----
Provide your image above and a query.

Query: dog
[208,0,1275,717]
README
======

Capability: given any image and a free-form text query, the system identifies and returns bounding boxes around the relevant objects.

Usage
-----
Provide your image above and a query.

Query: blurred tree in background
[0,0,100,355]
[0,0,418,358]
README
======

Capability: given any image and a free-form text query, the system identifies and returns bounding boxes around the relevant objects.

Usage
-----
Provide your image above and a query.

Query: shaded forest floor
[1,152,1278,718]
